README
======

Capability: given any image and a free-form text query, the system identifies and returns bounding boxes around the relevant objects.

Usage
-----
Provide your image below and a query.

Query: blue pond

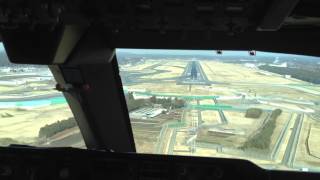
[0,96,67,108]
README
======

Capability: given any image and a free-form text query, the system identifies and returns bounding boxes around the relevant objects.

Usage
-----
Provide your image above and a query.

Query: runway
[177,60,211,85]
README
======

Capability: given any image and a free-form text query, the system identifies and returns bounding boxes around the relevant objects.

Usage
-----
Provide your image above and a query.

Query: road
[155,123,169,154]
[158,105,188,154]
[120,61,177,85]
[213,98,228,124]
[164,98,202,154]
[270,113,293,160]
[197,100,203,125]
[282,114,304,167]
[168,128,177,154]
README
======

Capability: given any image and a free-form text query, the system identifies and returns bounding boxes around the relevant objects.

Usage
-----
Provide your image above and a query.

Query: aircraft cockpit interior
[0,0,320,179]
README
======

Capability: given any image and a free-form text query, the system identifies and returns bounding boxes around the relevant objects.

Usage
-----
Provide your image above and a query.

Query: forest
[259,65,320,84]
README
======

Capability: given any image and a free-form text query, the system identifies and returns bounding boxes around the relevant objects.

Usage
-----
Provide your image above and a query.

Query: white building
[244,63,256,69]
[269,62,287,67]
[130,107,165,119]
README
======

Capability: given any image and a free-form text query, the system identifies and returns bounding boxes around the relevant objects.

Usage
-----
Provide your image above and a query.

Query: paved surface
[282,114,304,167]
[213,98,228,124]
[177,61,211,85]
[270,113,293,160]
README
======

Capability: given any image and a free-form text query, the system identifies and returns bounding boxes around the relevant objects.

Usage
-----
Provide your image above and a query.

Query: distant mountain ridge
[116,51,320,63]
[1,50,319,67]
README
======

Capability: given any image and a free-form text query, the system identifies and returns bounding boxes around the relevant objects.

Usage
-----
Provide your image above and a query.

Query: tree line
[259,65,320,84]
[242,109,282,150]
[38,117,77,138]
[126,92,185,112]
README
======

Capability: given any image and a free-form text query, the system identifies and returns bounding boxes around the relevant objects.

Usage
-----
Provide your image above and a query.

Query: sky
[0,43,273,57]
[117,48,320,59]
[0,41,318,60]
[0,43,4,52]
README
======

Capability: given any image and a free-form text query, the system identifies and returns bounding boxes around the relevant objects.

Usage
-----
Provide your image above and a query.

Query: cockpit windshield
[117,49,320,172]
[0,43,85,148]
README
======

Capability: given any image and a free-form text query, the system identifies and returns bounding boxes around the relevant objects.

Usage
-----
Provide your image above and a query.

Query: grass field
[294,117,320,168]
[132,129,159,153]
[0,104,73,144]
[0,57,318,171]
[122,60,160,71]
[200,61,302,84]
[201,110,220,124]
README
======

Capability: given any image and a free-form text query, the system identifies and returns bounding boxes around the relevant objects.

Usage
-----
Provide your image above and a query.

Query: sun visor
[1,25,85,65]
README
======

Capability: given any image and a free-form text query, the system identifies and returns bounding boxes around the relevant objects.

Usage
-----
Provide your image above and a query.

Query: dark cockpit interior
[0,0,320,179]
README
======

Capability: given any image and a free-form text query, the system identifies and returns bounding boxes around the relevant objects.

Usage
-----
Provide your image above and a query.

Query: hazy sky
[0,41,317,60]
[0,43,4,52]
[116,48,319,59]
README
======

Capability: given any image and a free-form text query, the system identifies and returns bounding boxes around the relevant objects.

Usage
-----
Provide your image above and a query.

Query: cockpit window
[117,49,320,172]
[0,43,85,148]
